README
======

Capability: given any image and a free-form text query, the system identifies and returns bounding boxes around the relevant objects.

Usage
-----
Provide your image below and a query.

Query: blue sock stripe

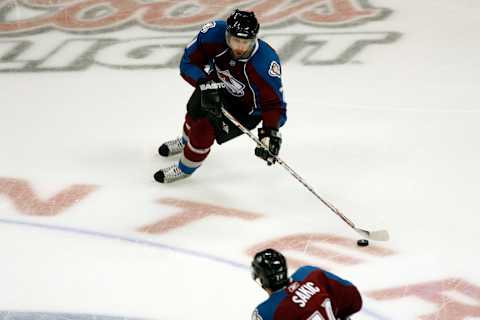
[178,161,198,174]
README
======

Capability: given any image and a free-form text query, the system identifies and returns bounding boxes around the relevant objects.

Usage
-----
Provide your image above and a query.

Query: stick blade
[368,229,390,241]
[355,228,390,241]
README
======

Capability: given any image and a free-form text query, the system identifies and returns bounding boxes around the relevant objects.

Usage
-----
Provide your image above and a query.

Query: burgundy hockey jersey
[253,266,362,320]
[180,20,287,129]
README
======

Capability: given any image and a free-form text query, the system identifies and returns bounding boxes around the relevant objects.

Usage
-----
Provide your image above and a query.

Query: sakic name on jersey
[289,281,321,308]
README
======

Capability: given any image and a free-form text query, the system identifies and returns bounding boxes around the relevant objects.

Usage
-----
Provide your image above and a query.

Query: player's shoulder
[292,265,354,287]
[291,265,323,281]
[250,39,282,78]
[197,20,227,43]
[255,39,280,60]
[251,39,280,63]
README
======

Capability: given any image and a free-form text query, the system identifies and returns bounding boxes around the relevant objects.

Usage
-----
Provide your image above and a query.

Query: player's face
[227,34,255,59]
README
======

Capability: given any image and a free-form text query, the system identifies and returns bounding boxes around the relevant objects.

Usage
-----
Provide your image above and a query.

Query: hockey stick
[221,107,389,241]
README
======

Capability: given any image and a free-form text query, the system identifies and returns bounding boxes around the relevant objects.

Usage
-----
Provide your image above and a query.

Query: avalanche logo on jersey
[215,66,246,97]
[268,61,281,78]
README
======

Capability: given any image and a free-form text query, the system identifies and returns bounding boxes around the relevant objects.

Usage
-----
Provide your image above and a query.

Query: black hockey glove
[198,80,225,122]
[255,127,282,166]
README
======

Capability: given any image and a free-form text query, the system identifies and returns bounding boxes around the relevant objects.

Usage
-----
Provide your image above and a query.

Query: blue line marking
[0,217,246,270]
[0,217,388,320]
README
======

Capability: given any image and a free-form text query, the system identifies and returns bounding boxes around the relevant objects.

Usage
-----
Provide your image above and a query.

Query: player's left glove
[198,80,224,122]
[255,127,282,166]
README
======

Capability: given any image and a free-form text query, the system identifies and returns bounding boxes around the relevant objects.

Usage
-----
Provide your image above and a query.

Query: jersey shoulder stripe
[291,266,319,282]
[292,266,355,287]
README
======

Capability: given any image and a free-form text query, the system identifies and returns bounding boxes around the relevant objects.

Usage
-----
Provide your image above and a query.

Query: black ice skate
[154,164,190,183]
[158,137,185,157]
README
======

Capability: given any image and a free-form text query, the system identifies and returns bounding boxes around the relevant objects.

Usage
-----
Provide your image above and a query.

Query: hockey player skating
[251,248,362,320]
[155,9,287,183]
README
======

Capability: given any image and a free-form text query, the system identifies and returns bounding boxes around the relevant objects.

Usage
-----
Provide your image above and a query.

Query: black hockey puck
[357,239,369,247]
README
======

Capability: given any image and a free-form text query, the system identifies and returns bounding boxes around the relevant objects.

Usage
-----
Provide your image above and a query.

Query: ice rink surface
[1,0,479,319]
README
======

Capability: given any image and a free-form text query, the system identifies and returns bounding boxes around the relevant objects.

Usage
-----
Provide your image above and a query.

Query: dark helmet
[251,248,289,291]
[226,9,259,39]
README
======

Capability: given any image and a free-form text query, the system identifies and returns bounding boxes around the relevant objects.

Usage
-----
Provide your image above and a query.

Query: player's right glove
[198,80,225,122]
[255,127,282,166]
